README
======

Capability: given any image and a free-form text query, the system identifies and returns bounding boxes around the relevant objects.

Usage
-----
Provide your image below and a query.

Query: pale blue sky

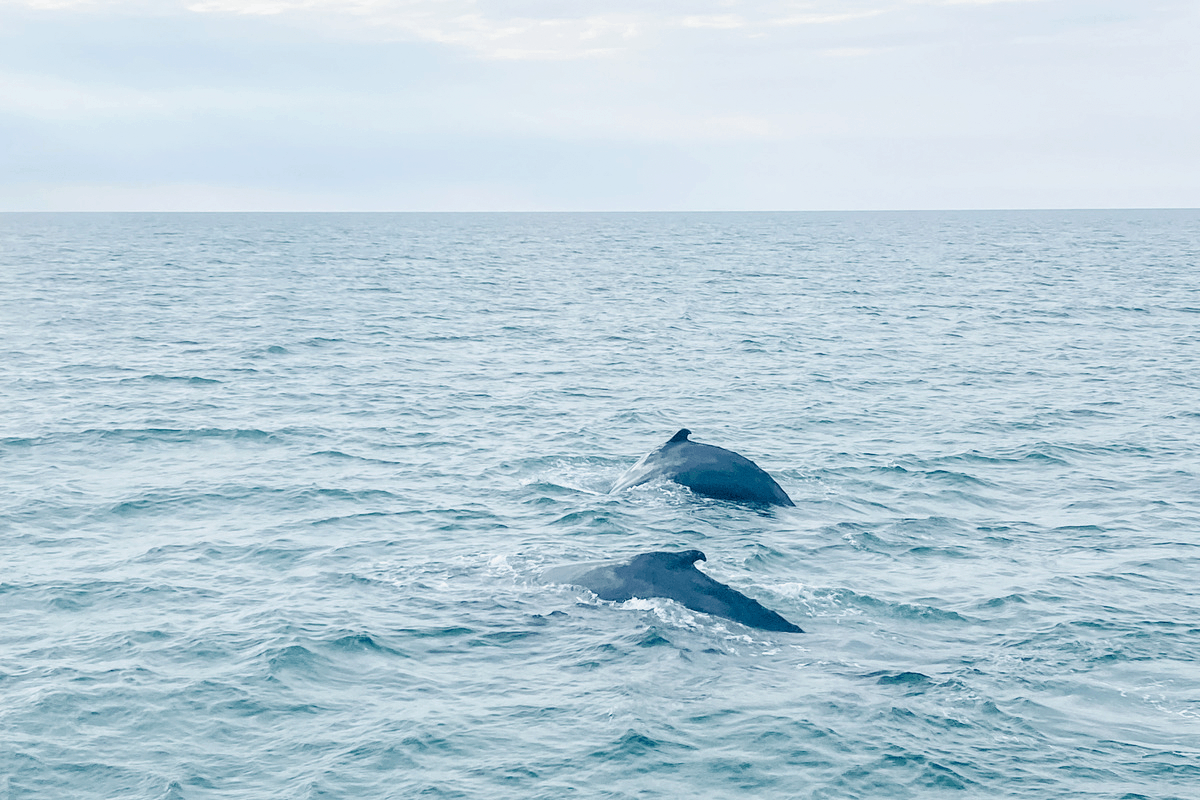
[2,0,1197,211]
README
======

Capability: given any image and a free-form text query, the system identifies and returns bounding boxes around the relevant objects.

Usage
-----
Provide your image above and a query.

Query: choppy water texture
[2,210,1199,799]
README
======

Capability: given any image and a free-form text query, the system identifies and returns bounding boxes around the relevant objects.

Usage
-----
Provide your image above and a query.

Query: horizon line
[2,207,1198,214]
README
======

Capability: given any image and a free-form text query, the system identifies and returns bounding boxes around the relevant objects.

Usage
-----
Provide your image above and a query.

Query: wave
[116,375,222,385]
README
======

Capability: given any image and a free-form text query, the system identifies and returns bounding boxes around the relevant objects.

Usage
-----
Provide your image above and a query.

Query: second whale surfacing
[611,429,795,507]
[542,550,803,633]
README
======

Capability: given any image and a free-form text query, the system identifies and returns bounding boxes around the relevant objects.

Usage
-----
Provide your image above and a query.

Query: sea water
[1,210,1198,799]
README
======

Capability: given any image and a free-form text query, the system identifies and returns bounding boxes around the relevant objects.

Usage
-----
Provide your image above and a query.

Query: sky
[1,0,1197,211]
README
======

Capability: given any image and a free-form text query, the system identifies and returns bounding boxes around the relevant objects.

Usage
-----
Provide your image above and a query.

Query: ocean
[1,210,1198,799]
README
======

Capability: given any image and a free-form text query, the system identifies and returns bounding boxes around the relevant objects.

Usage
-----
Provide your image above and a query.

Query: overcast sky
[2,0,1197,211]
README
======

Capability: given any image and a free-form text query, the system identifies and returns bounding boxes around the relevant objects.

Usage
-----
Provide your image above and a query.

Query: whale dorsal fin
[628,550,707,573]
[668,429,692,444]
[673,549,706,567]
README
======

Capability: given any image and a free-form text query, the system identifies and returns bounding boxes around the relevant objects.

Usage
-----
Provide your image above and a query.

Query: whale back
[543,550,803,634]
[610,429,795,507]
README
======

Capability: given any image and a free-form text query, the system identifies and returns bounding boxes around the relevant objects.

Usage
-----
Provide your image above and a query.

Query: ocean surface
[1,210,1198,800]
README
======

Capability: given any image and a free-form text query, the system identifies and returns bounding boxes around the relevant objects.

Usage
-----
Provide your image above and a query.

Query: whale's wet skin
[2,211,1199,799]
[542,550,804,633]
[611,428,795,506]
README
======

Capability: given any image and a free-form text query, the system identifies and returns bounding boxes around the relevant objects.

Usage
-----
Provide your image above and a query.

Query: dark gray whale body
[611,429,795,507]
[542,550,803,633]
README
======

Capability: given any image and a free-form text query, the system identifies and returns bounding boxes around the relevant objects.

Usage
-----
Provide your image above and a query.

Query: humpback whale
[611,429,795,507]
[542,550,803,633]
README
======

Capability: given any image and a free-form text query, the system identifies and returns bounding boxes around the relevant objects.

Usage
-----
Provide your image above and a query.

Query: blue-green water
[2,211,1198,798]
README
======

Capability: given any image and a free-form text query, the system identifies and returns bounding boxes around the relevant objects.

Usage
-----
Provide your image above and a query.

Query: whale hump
[543,550,803,634]
[629,549,705,570]
[610,429,795,507]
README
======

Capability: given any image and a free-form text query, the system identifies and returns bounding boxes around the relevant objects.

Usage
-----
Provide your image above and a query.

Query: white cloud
[391,13,642,60]
[819,46,877,57]
[185,0,310,13]
[916,0,1045,5]
[680,14,746,29]
[181,1,648,59]
[1,0,900,60]
[768,9,890,26]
